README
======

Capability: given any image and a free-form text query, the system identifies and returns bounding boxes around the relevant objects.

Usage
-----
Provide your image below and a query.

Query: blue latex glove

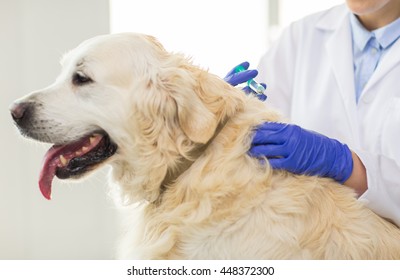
[224,62,267,101]
[250,122,353,183]
[224,61,258,86]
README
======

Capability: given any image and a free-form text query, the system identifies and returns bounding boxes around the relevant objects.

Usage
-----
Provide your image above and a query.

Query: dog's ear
[170,74,218,144]
[161,62,243,144]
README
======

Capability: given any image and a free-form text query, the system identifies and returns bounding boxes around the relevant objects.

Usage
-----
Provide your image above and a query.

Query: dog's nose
[10,102,29,123]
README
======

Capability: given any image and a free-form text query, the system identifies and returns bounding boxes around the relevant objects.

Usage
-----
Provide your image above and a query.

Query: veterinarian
[225,0,400,226]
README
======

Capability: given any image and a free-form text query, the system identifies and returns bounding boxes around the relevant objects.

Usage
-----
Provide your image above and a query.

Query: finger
[251,124,287,145]
[225,70,258,86]
[256,122,287,132]
[237,61,250,71]
[225,61,250,77]
[249,144,288,158]
[242,86,252,94]
[257,93,267,101]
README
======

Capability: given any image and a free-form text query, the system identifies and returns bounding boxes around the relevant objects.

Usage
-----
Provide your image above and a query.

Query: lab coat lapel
[363,38,400,95]
[321,9,359,140]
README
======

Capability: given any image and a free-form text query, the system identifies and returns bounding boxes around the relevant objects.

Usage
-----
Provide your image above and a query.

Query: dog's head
[10,33,245,202]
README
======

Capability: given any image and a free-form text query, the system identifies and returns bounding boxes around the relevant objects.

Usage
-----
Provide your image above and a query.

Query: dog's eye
[72,72,93,86]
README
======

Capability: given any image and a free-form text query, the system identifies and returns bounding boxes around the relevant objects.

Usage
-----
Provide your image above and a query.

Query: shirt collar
[350,14,371,51]
[350,14,400,51]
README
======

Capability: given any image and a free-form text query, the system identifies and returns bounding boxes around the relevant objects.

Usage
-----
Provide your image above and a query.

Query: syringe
[234,65,267,100]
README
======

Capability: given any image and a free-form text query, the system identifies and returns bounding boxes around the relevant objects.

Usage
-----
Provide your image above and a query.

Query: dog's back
[117,66,400,259]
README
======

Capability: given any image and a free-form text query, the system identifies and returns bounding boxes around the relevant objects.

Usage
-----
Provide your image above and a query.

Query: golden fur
[14,33,400,259]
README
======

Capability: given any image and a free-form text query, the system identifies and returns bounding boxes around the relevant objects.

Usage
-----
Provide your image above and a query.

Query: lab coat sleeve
[356,150,400,226]
[257,23,300,120]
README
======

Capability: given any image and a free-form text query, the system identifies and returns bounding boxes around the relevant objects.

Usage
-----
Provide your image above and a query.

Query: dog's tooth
[75,151,82,156]
[59,155,68,166]
[89,136,96,144]
[82,146,89,152]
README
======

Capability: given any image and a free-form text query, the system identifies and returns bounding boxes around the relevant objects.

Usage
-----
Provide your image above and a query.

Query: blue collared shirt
[350,14,400,103]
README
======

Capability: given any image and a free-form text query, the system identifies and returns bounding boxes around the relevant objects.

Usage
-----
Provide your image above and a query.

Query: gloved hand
[224,62,267,101]
[249,122,353,183]
[224,61,258,86]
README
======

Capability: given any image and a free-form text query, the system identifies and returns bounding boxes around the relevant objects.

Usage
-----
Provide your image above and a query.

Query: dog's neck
[155,118,229,206]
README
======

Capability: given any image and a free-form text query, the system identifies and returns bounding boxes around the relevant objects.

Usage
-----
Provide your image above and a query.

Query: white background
[1,0,343,259]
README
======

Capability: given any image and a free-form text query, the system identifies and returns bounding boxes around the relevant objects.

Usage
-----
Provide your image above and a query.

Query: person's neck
[357,2,400,30]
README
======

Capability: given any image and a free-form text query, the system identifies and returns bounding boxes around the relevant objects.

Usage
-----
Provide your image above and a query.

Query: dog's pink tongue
[39,145,64,200]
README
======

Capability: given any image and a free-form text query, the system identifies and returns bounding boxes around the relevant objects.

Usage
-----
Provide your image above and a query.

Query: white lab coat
[258,4,400,226]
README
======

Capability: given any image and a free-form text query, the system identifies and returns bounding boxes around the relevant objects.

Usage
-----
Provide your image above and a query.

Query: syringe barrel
[248,79,265,94]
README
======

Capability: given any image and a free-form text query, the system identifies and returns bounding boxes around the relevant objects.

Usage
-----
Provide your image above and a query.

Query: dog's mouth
[39,132,117,200]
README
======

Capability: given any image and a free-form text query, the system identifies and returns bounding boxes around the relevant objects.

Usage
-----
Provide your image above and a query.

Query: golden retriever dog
[10,33,400,259]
